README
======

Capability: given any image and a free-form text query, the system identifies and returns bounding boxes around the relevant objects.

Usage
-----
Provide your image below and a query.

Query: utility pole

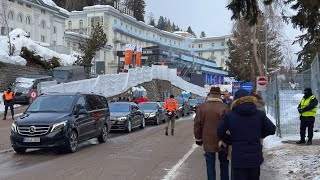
[264,2,268,77]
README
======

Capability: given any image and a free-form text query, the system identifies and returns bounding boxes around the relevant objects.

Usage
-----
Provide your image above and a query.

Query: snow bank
[42,65,208,98]
[0,29,77,66]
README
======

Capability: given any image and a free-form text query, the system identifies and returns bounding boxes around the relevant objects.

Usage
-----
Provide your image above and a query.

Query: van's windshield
[14,78,34,93]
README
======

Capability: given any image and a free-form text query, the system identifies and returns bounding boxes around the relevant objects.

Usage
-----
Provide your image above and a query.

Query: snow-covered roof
[40,0,70,16]
[83,5,112,10]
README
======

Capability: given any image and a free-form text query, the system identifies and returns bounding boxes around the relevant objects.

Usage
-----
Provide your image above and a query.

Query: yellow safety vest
[300,95,318,117]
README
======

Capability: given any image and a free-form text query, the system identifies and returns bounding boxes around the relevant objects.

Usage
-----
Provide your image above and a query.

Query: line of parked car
[10,92,205,154]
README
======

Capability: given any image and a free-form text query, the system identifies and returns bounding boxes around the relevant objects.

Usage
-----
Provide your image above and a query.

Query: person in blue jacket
[218,89,276,180]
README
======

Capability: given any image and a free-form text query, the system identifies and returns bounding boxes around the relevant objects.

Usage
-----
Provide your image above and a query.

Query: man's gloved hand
[195,141,203,146]
[298,109,304,114]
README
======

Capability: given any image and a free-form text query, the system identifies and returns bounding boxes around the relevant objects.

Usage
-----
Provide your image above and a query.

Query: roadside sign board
[30,90,38,100]
[257,76,267,91]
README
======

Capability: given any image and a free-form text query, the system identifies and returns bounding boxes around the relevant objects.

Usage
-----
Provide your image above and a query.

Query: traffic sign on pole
[30,90,38,100]
[257,76,267,91]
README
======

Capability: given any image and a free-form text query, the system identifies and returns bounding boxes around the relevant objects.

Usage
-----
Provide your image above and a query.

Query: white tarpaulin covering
[42,65,208,97]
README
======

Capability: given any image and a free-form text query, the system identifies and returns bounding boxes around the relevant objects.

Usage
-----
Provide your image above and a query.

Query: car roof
[17,75,52,79]
[110,102,136,105]
[40,92,105,97]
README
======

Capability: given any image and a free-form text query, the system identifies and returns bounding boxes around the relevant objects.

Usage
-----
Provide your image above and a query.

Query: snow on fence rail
[42,65,208,97]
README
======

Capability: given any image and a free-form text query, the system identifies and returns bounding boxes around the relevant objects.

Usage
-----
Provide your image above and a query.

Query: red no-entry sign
[257,76,267,91]
[30,90,38,100]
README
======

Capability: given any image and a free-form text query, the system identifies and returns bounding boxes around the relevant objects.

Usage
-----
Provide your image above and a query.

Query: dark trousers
[204,151,229,180]
[300,119,315,141]
[233,167,260,180]
[4,101,14,117]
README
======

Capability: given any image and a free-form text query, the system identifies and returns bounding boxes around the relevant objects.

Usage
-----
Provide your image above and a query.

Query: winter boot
[171,129,174,136]
[165,128,168,136]
[11,115,14,120]
[2,114,6,120]
[307,140,312,145]
[296,139,306,144]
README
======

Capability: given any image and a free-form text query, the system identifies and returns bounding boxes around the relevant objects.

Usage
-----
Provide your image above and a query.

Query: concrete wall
[108,79,197,102]
[0,63,49,91]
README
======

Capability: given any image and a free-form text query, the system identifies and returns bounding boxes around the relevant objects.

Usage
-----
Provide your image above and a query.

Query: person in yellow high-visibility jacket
[297,88,318,145]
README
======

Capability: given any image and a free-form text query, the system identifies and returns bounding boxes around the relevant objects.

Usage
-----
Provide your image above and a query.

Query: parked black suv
[10,93,111,154]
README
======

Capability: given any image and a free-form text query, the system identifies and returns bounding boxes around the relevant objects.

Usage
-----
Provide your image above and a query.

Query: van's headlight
[179,107,183,110]
[11,123,17,132]
[51,121,67,132]
[149,113,156,117]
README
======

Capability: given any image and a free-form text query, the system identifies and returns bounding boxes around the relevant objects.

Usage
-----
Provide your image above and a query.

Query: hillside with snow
[0,29,77,66]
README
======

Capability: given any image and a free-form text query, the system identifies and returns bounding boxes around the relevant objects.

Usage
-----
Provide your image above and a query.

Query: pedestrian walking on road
[223,91,233,107]
[297,88,318,145]
[164,95,178,136]
[194,87,230,180]
[218,89,276,180]
[2,87,15,120]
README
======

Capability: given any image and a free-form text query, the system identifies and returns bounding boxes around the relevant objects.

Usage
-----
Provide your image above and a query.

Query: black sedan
[109,102,145,133]
[138,102,166,125]
[189,99,198,112]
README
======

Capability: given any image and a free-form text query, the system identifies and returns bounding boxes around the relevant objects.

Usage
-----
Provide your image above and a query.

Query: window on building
[212,51,215,56]
[221,42,225,46]
[125,25,128,28]
[1,27,5,35]
[198,44,203,48]
[9,0,14,2]
[153,34,155,38]
[199,52,203,57]
[135,28,137,32]
[26,16,31,25]
[130,27,132,31]
[221,50,225,56]
[212,43,215,47]
[18,14,23,23]
[139,30,141,34]
[53,41,56,46]
[121,22,123,26]
[114,19,117,24]
[192,45,194,48]
[53,26,57,34]
[79,20,83,29]
[41,35,45,42]
[18,1,23,5]
[68,21,72,29]
[41,9,46,14]
[41,20,46,29]
[26,4,31,8]
[8,11,14,20]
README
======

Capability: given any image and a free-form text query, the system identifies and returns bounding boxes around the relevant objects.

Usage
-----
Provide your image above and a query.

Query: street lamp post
[264,2,268,77]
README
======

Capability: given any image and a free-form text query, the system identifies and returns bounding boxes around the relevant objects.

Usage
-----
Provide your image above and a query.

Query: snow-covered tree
[200,31,206,38]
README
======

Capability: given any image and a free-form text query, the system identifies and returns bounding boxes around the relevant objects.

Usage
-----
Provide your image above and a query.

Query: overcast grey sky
[145,0,302,60]
[145,0,233,37]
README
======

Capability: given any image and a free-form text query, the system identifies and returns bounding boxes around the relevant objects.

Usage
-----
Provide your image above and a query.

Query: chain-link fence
[267,54,320,136]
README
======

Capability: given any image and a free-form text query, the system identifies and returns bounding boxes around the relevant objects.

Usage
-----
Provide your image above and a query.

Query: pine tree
[200,31,206,38]
[148,13,156,26]
[187,26,196,38]
[157,16,165,30]
[124,0,146,22]
[172,23,176,32]
[77,23,108,78]
[166,19,172,32]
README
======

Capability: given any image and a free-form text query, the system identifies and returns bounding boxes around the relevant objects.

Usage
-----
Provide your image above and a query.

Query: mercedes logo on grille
[29,126,36,133]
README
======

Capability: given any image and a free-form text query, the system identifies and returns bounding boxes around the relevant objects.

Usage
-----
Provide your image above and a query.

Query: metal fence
[267,54,320,136]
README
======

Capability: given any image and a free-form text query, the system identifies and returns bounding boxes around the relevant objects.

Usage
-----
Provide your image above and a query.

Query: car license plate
[23,137,40,143]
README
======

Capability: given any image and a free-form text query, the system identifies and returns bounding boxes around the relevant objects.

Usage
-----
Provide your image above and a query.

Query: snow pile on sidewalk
[0,29,77,66]
[42,65,208,97]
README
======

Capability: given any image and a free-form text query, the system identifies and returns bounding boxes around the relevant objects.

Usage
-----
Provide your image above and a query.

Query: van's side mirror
[78,109,88,115]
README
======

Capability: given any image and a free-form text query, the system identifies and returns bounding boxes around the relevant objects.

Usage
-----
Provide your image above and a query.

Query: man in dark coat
[194,87,230,180]
[297,88,318,145]
[218,89,276,180]
[223,91,233,107]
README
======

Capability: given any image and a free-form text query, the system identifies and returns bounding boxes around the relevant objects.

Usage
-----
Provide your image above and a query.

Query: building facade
[66,4,231,76]
[0,0,69,46]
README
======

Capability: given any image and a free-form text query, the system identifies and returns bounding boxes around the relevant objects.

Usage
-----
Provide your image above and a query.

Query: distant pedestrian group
[194,87,276,180]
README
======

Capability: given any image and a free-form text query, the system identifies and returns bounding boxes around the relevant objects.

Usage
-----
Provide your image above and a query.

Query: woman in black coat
[218,89,276,180]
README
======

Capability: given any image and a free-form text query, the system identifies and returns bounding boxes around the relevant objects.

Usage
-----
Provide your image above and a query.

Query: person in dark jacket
[218,89,276,180]
[297,88,318,145]
[194,87,230,180]
[2,87,15,120]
